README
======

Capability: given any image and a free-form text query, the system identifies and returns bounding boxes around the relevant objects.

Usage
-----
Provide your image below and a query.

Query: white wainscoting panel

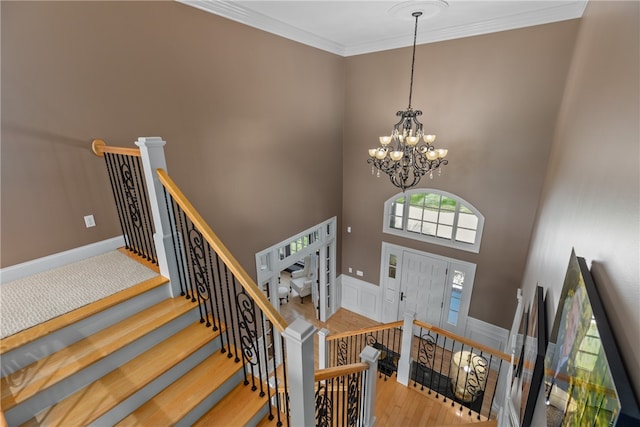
[0,236,125,284]
[465,317,509,353]
[339,275,381,322]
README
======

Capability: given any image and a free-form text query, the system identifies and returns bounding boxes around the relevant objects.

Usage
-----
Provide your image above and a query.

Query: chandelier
[368,11,448,192]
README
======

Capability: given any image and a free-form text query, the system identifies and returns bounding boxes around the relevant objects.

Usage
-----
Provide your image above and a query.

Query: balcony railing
[324,321,403,380]
[92,139,158,265]
[409,319,510,421]
[320,315,511,422]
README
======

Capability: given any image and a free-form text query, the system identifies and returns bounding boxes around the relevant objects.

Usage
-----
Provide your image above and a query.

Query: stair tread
[193,381,271,427]
[1,296,195,411]
[116,346,241,426]
[22,321,219,427]
[256,409,286,426]
[0,275,169,355]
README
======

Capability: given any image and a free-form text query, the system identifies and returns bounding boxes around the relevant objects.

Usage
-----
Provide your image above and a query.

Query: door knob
[400,291,404,301]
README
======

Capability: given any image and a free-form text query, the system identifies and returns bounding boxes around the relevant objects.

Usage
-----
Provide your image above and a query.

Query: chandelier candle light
[368,10,448,191]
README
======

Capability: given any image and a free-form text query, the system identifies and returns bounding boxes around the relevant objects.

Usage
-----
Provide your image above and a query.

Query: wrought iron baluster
[337,338,348,366]
[104,153,130,251]
[266,321,280,425]
[131,156,148,259]
[223,264,241,362]
[245,286,264,400]
[347,372,360,427]
[280,336,290,427]
[184,222,208,325]
[488,356,502,421]
[315,380,331,427]
[132,156,156,263]
[164,191,187,297]
[205,249,220,332]
[440,335,447,403]
[458,344,467,411]
[121,155,144,257]
[341,375,346,426]
[109,154,135,252]
[177,207,195,301]
[212,252,231,354]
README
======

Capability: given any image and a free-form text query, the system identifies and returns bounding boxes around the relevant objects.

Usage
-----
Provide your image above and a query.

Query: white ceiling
[178,0,588,56]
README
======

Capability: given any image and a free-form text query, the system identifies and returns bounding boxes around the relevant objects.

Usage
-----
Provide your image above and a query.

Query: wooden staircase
[0,273,280,426]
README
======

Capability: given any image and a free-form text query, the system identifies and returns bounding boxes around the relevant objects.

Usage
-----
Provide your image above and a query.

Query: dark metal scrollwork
[315,382,332,427]
[337,339,348,366]
[416,332,437,371]
[365,333,377,347]
[187,228,210,300]
[346,374,361,427]
[464,355,488,400]
[119,163,143,229]
[236,291,259,366]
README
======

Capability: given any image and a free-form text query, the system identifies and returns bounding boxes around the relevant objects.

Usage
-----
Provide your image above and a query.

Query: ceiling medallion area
[388,0,449,22]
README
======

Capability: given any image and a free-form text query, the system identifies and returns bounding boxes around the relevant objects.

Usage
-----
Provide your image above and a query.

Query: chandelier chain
[408,11,421,109]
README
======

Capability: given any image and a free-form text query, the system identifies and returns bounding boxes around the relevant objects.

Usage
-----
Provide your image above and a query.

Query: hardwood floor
[276,276,492,425]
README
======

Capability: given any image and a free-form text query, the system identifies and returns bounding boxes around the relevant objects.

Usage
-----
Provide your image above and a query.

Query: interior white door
[398,251,448,327]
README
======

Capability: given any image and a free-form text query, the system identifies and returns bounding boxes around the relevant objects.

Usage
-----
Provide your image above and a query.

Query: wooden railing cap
[92,139,106,157]
[91,139,141,158]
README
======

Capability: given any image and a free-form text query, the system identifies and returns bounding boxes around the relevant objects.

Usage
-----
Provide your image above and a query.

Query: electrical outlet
[84,215,96,228]
[356,270,363,277]
[348,267,353,273]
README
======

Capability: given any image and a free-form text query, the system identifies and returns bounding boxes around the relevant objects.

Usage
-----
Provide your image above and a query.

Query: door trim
[255,217,337,322]
[379,242,476,336]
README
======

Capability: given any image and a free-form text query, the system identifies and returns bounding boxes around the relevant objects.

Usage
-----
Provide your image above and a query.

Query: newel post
[396,311,416,386]
[283,318,317,427]
[360,345,381,427]
[135,137,180,297]
[318,328,329,370]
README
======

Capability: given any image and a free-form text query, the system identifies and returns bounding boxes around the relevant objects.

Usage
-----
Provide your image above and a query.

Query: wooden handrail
[92,139,141,158]
[156,168,288,333]
[315,363,369,382]
[413,319,510,362]
[274,363,369,393]
[326,321,403,341]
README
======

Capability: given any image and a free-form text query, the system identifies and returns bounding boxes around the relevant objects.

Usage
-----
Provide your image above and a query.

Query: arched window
[383,189,484,253]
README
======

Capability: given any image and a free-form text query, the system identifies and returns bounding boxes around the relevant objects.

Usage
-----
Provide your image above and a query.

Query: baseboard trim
[1,236,125,284]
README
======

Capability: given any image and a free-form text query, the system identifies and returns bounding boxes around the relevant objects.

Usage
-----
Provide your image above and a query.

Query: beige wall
[3,3,637,393]
[1,1,345,272]
[341,21,580,329]
[521,0,640,397]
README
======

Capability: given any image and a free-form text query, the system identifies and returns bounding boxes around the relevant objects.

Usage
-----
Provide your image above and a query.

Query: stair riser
[174,367,246,427]
[1,283,171,376]
[91,337,223,426]
[4,305,200,426]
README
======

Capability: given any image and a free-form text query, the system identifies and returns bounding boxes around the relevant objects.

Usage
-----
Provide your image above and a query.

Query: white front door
[398,251,448,327]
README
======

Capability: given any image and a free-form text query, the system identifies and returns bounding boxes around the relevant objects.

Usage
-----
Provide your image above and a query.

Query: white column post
[283,318,317,427]
[360,345,381,427]
[318,328,329,370]
[396,311,416,386]
[135,137,181,297]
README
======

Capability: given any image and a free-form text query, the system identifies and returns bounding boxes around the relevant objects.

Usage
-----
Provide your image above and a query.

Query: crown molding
[346,1,587,56]
[178,0,587,57]
[178,0,347,56]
